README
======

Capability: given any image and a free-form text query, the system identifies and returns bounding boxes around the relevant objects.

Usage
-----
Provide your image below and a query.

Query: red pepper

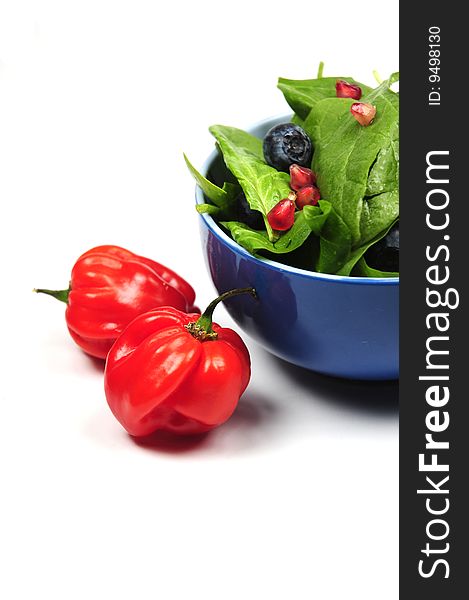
[104,288,256,436]
[34,245,196,359]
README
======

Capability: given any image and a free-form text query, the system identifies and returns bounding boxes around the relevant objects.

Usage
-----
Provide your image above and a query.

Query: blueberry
[263,123,313,172]
[366,223,399,272]
[235,192,264,230]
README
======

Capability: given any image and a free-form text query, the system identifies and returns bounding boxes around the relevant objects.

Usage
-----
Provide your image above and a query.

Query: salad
[185,65,399,277]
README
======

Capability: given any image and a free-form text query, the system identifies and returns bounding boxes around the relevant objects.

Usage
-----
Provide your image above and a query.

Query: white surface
[0,2,399,598]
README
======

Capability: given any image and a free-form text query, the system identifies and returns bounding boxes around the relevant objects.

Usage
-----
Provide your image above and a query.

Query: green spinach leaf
[303,73,399,252]
[184,153,239,213]
[302,200,332,235]
[335,217,399,276]
[316,206,352,274]
[210,125,292,241]
[278,76,372,120]
[291,113,305,128]
[221,202,331,257]
[196,203,222,217]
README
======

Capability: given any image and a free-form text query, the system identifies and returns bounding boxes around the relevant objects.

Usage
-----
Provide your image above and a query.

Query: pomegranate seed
[296,185,320,209]
[336,79,362,100]
[267,199,296,231]
[289,164,317,191]
[350,102,377,127]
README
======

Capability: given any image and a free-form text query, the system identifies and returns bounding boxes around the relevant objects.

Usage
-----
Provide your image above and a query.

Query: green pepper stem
[185,287,257,341]
[33,287,70,304]
[317,61,325,79]
[373,70,383,84]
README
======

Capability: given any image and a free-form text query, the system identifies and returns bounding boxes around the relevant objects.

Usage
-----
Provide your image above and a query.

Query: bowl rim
[195,114,399,286]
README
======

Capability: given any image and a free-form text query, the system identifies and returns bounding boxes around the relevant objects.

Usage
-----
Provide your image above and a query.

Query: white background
[0,1,399,598]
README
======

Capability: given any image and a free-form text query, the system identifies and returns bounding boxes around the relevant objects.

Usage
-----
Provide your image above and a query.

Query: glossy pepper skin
[104,289,255,436]
[35,245,196,359]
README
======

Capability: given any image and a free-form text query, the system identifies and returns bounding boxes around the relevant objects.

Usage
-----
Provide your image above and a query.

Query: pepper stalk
[185,287,256,341]
[33,287,70,303]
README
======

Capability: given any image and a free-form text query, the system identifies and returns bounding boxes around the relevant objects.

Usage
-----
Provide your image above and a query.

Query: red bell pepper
[104,288,256,436]
[35,245,196,359]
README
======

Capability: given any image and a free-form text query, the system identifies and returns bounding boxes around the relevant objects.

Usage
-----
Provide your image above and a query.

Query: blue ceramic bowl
[196,115,399,380]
